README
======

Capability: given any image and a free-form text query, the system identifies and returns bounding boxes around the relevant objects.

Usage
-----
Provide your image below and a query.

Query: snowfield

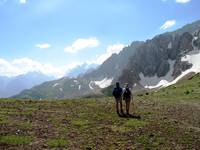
[78,85,81,90]
[59,88,63,92]
[164,50,200,87]
[52,83,59,88]
[142,50,200,89]
[89,81,94,90]
[94,78,113,88]
[139,59,175,89]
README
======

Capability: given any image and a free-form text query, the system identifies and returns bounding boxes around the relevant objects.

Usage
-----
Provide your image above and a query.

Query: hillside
[15,20,200,99]
[146,73,200,102]
[1,74,200,149]
[14,42,143,99]
[13,77,101,100]
[83,41,143,80]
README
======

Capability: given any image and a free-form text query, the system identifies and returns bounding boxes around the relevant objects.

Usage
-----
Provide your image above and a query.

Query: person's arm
[121,88,124,97]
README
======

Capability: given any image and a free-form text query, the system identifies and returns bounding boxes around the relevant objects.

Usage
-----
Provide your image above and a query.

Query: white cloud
[162,0,191,3]
[160,20,176,30]
[35,43,51,49]
[0,57,80,78]
[0,44,124,77]
[0,0,27,5]
[19,0,27,4]
[175,0,191,3]
[64,37,99,53]
[92,44,125,65]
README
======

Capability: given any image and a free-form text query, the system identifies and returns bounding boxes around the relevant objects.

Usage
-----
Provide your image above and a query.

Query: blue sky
[0,0,200,77]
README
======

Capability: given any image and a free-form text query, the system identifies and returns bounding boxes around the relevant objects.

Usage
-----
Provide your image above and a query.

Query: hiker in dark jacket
[112,82,123,116]
[122,83,132,115]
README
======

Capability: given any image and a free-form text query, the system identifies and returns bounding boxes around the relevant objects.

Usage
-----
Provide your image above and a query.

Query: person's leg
[126,100,131,115]
[119,99,124,114]
[115,100,120,115]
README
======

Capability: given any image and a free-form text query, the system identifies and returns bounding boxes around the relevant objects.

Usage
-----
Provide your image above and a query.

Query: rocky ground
[0,96,199,150]
[1,74,200,149]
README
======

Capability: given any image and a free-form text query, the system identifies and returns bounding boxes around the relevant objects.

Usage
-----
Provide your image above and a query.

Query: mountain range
[14,20,200,99]
[0,72,54,98]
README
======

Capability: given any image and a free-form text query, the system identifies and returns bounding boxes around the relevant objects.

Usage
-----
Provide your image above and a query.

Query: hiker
[123,83,132,115]
[112,82,123,116]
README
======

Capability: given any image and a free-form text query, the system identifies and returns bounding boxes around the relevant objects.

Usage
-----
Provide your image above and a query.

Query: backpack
[112,87,122,98]
[123,88,131,99]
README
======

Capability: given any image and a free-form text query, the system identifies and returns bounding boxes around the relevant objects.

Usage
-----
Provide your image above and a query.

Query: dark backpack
[112,87,122,98]
[123,88,131,99]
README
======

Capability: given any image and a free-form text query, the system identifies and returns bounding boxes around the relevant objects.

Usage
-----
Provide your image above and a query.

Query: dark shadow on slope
[118,113,141,119]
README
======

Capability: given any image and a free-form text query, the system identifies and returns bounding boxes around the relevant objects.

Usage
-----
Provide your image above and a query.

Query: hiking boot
[126,113,131,116]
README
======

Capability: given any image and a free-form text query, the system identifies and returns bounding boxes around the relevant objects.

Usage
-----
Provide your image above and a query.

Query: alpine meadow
[0,0,200,149]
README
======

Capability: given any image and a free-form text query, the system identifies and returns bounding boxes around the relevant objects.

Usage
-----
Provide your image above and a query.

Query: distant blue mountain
[0,72,54,98]
[66,63,98,78]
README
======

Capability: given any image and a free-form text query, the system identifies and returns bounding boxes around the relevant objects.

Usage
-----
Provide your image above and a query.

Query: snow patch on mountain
[94,78,113,88]
[74,80,78,83]
[59,88,63,92]
[53,83,59,87]
[168,42,172,49]
[145,50,200,89]
[78,85,81,90]
[163,50,200,87]
[140,60,175,89]
[89,81,94,90]
[192,36,199,51]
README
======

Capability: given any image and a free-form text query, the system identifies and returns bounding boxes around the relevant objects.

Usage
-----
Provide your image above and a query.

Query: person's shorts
[123,98,131,102]
[115,97,122,102]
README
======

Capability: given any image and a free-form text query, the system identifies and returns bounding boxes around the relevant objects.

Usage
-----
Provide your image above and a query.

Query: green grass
[124,119,148,127]
[17,121,32,129]
[136,135,166,149]
[0,114,9,124]
[46,138,70,148]
[111,125,131,132]
[1,74,200,149]
[111,119,148,133]
[0,135,32,145]
[72,119,89,128]
[145,74,200,103]
[0,97,199,149]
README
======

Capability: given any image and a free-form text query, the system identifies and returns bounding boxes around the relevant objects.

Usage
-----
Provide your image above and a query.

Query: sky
[0,0,200,78]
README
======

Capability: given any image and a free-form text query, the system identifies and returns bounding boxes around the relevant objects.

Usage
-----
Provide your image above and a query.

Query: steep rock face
[193,30,200,48]
[173,20,200,35]
[83,41,143,81]
[119,30,200,87]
